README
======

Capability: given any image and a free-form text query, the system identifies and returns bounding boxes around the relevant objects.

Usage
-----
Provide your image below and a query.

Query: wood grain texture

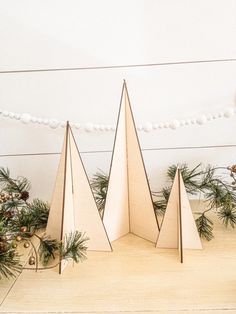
[0,202,236,313]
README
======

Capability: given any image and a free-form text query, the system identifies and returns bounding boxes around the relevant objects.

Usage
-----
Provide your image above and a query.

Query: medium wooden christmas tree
[46,122,112,273]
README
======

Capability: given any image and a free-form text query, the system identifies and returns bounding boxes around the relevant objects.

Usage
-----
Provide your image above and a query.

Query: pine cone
[231,165,236,173]
[20,191,29,201]
[3,211,13,218]
[0,241,8,253]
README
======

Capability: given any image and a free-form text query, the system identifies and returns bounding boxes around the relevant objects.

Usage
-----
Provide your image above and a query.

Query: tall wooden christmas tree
[103,81,159,243]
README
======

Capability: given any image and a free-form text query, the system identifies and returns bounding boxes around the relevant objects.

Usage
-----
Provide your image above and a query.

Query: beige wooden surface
[0,207,236,314]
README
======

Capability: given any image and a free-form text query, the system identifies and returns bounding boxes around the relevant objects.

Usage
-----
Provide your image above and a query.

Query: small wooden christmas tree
[156,168,202,263]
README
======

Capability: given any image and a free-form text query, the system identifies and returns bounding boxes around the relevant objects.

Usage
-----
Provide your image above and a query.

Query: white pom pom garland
[0,105,235,132]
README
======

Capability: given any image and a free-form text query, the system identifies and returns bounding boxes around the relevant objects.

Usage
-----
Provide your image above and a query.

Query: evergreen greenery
[61,231,88,263]
[162,164,236,240]
[0,248,22,279]
[2,162,236,279]
[91,164,236,241]
[91,170,109,216]
[0,167,88,279]
[38,236,60,266]
[195,213,214,241]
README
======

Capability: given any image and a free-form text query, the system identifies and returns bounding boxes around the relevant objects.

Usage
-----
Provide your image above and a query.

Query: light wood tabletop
[0,208,236,314]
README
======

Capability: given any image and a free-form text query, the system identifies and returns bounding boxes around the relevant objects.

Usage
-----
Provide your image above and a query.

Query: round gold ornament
[12,242,17,249]
[23,242,30,248]
[28,256,36,265]
[16,235,22,242]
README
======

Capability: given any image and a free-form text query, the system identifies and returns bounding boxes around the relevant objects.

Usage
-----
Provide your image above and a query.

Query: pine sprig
[167,164,203,194]
[195,213,214,241]
[0,167,30,193]
[61,231,88,263]
[152,197,167,216]
[0,249,22,279]
[38,236,59,266]
[217,206,236,228]
[29,199,50,229]
[91,170,108,215]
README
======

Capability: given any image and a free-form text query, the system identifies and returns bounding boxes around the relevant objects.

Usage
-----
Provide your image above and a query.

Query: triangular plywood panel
[103,82,159,243]
[46,123,112,273]
[155,173,179,249]
[179,175,202,250]
[156,169,202,262]
[68,127,112,252]
[46,124,75,242]
[102,87,129,242]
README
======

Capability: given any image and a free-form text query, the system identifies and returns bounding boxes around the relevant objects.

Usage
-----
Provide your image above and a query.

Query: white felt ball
[36,118,43,124]
[85,123,94,132]
[224,108,234,118]
[158,123,164,129]
[43,119,49,125]
[105,125,112,131]
[196,115,207,125]
[153,124,159,130]
[2,110,9,117]
[20,113,31,124]
[217,112,223,118]
[143,122,153,132]
[99,125,105,131]
[8,112,15,118]
[163,122,170,128]
[207,114,213,121]
[74,124,80,129]
[185,119,191,125]
[60,121,66,127]
[170,120,180,130]
[49,119,59,129]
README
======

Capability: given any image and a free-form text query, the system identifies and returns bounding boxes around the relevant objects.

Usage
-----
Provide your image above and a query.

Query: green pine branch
[0,167,30,194]
[217,206,236,228]
[38,235,60,266]
[0,248,22,279]
[195,213,214,241]
[91,170,108,215]
[61,231,89,263]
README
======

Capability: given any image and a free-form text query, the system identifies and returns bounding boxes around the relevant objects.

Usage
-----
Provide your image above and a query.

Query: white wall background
[0,0,236,201]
